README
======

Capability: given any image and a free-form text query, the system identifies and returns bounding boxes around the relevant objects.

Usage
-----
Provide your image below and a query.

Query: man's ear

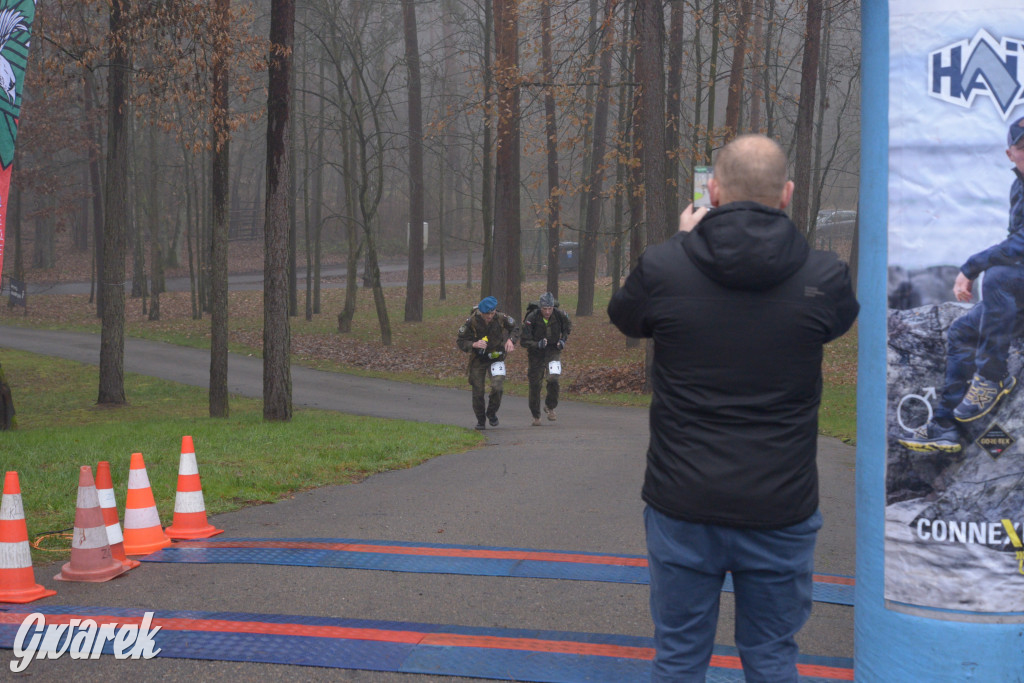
[708,177,722,207]
[779,180,795,210]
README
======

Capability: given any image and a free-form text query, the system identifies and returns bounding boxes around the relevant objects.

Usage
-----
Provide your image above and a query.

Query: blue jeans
[937,266,1024,422]
[644,506,822,683]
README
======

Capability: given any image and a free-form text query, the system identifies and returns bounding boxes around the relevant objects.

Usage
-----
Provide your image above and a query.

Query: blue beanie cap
[1010,116,1024,148]
[478,296,497,313]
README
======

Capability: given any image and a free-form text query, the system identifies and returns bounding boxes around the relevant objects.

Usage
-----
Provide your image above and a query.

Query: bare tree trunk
[576,0,600,240]
[691,6,705,171]
[84,73,105,317]
[492,0,522,318]
[577,0,617,317]
[541,0,561,297]
[147,123,163,322]
[791,0,822,236]
[263,0,295,422]
[627,79,645,341]
[288,73,298,318]
[98,0,130,406]
[611,3,632,296]
[302,56,313,322]
[438,151,448,300]
[704,0,720,164]
[365,225,392,346]
[402,0,425,321]
[130,117,146,304]
[313,63,325,315]
[209,0,231,418]
[748,0,764,133]
[184,144,198,319]
[635,0,669,241]
[724,0,753,140]
[762,0,777,137]
[480,0,494,297]
[666,0,684,221]
[809,5,833,247]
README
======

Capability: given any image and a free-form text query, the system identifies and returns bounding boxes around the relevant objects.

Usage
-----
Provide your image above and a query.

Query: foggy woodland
[6,0,861,417]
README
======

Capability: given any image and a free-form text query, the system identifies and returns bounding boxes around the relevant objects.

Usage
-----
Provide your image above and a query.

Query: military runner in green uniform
[521,292,571,426]
[456,296,520,429]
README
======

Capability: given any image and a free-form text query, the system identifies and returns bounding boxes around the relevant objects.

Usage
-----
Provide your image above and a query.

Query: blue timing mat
[141,538,855,606]
[0,605,853,682]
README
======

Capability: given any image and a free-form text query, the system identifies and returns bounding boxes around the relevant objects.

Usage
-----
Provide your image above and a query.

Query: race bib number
[490,361,506,376]
[548,360,562,376]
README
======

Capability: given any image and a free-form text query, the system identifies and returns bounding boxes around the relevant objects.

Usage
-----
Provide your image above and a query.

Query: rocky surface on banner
[887,301,1024,534]
[887,265,960,310]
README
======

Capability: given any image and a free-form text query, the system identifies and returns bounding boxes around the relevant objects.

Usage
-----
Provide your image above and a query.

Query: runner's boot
[953,374,1017,422]
[898,420,962,453]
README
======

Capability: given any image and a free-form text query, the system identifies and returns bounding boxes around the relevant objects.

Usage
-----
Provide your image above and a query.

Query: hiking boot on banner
[953,374,1017,422]
[898,421,962,453]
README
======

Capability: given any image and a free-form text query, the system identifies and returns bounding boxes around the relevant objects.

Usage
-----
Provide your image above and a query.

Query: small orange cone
[55,466,130,582]
[0,472,56,603]
[122,453,172,556]
[95,461,140,569]
[165,436,223,540]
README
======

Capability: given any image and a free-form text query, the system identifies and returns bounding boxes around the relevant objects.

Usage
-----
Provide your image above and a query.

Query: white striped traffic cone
[165,436,223,540]
[0,471,56,602]
[95,461,140,569]
[122,453,172,556]
[54,466,130,582]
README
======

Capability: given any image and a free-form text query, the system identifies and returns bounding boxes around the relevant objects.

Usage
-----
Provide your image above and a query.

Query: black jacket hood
[683,201,810,290]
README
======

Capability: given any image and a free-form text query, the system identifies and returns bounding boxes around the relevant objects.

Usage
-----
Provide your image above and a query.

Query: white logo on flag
[929,30,1024,120]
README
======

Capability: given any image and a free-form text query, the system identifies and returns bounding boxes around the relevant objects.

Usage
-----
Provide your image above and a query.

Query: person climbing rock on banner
[900,117,1024,453]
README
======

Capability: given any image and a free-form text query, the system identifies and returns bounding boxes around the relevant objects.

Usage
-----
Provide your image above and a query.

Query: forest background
[0,0,860,424]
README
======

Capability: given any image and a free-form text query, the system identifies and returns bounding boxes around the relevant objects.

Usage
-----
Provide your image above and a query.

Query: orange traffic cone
[0,472,56,603]
[55,466,130,582]
[165,436,223,540]
[95,461,140,569]
[122,453,171,556]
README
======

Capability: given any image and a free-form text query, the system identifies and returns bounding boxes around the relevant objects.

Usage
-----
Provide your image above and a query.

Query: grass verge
[0,349,482,563]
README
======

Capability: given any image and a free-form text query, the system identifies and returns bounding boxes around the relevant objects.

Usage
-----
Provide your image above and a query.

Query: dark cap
[539,292,555,308]
[1009,117,1024,148]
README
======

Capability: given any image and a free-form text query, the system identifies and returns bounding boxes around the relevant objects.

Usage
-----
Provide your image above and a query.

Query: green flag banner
[0,0,34,286]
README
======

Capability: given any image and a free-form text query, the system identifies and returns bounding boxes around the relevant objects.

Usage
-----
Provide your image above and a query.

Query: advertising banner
[0,0,34,285]
[886,0,1024,618]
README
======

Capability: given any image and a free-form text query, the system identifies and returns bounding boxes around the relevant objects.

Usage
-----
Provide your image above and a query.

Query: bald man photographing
[609,134,859,682]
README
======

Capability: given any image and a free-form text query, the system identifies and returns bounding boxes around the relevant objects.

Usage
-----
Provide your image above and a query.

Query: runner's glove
[537,338,547,349]
[557,338,566,350]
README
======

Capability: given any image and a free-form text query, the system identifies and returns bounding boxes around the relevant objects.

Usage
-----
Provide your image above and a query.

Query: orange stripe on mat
[0,612,854,679]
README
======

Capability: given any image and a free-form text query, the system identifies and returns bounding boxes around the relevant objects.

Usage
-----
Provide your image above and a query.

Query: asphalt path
[0,326,856,681]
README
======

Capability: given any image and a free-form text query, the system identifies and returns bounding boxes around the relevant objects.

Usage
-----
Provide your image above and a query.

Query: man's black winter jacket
[607,201,859,529]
